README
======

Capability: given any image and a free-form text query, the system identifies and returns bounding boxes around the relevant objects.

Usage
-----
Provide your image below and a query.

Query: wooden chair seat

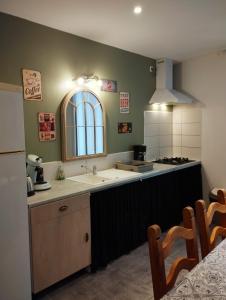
[196,199,226,258]
[148,207,199,300]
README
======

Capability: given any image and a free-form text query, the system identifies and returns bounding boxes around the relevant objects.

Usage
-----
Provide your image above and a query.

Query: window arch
[61,89,106,161]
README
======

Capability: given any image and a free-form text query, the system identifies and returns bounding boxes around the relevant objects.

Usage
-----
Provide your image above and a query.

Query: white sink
[98,168,141,179]
[67,168,141,186]
[67,174,111,185]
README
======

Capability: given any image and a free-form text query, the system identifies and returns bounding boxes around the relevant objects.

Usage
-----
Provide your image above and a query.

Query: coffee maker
[26,154,51,191]
[133,145,146,161]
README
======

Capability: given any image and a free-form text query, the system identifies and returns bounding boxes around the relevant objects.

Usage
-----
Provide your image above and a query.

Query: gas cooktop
[154,157,194,165]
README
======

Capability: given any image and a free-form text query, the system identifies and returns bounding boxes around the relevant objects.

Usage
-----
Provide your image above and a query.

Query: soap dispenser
[56,165,65,180]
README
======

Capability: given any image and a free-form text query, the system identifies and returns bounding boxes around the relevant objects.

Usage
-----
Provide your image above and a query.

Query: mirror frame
[61,88,107,161]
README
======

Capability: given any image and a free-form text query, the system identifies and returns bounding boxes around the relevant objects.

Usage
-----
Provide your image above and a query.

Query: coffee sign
[22,69,42,101]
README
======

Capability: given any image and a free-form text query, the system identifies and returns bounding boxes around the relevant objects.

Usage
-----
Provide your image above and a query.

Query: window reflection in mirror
[61,89,106,161]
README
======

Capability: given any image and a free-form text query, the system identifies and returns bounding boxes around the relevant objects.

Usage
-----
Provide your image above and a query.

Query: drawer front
[30,193,90,225]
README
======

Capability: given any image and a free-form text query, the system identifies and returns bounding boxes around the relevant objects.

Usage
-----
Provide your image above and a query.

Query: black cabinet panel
[175,164,203,209]
[91,164,202,270]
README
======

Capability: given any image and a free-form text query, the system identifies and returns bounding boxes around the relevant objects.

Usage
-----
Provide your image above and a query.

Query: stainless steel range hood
[149,58,193,105]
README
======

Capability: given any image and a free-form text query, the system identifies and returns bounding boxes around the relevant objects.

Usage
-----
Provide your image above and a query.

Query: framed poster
[38,112,56,141]
[118,122,132,134]
[101,79,117,92]
[22,69,42,101]
[120,92,129,113]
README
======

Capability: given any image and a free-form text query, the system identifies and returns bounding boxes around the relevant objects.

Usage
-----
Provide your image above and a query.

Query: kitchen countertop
[27,160,201,207]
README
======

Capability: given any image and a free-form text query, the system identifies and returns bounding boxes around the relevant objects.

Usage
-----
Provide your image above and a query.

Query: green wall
[0,12,156,162]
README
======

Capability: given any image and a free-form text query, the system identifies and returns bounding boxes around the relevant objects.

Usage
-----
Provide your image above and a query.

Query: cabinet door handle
[85,232,89,242]
[59,205,68,212]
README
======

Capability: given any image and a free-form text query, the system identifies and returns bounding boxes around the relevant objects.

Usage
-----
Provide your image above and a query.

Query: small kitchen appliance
[26,154,51,191]
[154,157,194,165]
[133,145,146,161]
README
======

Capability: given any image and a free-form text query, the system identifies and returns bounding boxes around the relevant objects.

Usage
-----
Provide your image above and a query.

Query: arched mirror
[61,89,106,161]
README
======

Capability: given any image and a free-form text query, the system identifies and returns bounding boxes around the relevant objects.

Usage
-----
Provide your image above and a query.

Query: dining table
[162,238,226,299]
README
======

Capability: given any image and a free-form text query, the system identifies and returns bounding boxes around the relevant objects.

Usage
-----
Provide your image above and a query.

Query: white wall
[174,51,226,197]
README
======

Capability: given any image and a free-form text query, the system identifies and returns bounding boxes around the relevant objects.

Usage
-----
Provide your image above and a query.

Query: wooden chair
[217,190,226,227]
[217,189,226,204]
[196,199,226,258]
[148,207,199,300]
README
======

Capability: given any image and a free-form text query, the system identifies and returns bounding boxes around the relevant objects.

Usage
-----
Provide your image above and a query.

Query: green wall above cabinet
[0,12,156,162]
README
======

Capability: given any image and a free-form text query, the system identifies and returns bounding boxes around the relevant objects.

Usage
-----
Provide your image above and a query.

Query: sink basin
[67,174,111,185]
[67,168,141,186]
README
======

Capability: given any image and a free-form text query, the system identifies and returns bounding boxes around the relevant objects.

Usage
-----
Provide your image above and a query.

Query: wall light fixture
[74,74,103,88]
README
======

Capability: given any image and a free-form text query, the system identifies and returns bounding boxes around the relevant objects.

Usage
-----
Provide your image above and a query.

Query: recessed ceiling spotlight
[134,5,142,14]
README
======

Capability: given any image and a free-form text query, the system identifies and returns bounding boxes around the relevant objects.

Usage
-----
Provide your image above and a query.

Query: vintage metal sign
[118,122,132,134]
[120,92,129,113]
[38,112,56,141]
[22,69,42,101]
[101,79,117,92]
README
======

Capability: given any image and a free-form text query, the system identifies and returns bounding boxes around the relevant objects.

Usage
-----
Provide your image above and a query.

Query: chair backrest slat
[148,207,199,300]
[217,189,226,204]
[196,199,226,258]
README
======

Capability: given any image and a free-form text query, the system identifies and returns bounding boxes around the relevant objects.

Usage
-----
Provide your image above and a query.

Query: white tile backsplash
[148,147,160,160]
[145,106,201,161]
[172,106,201,159]
[182,135,201,148]
[149,136,160,148]
[144,111,172,160]
[181,147,201,160]
[159,123,172,135]
[173,123,182,135]
[144,123,159,137]
[173,147,182,157]
[159,135,172,147]
[172,108,182,123]
[159,147,173,157]
[173,135,182,147]
[182,123,201,135]
[144,111,160,124]
[182,109,202,123]
[159,111,172,123]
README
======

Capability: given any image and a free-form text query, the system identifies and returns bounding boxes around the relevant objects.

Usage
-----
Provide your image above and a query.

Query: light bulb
[160,103,167,111]
[86,80,95,88]
[152,103,160,110]
[134,6,142,14]
[97,79,103,87]
[77,77,85,85]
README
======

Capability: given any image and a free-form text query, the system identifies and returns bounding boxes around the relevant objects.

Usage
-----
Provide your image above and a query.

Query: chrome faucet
[81,163,97,175]
[92,165,97,175]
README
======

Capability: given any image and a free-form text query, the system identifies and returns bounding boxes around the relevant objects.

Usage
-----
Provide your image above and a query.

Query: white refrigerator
[0,89,31,300]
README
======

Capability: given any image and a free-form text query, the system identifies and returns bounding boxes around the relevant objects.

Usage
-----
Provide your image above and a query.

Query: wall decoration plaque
[118,122,132,134]
[38,112,56,141]
[22,69,42,101]
[101,79,117,92]
[120,92,129,113]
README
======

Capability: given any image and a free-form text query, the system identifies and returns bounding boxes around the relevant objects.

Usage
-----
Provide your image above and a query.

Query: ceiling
[1,0,226,61]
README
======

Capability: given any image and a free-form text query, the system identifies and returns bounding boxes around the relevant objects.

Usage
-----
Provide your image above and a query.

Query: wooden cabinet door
[30,194,91,293]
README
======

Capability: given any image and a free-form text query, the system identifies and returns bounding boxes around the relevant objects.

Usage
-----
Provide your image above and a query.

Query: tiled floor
[33,239,187,300]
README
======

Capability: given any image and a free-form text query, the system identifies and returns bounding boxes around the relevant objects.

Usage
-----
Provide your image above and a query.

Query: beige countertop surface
[27,161,201,208]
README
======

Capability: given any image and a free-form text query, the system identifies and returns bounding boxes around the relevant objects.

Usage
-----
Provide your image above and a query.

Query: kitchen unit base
[30,193,91,293]
[91,164,202,270]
